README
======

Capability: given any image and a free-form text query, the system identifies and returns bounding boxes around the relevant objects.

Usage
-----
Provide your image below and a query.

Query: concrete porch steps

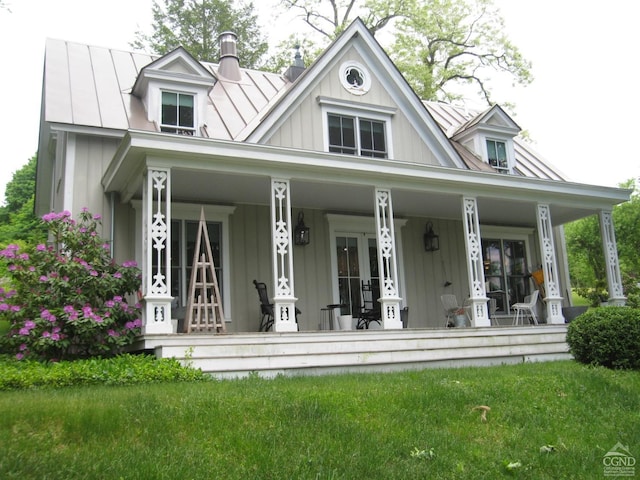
[133,324,571,378]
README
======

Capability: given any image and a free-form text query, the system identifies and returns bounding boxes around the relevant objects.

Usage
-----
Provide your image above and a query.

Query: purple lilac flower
[24,320,35,329]
[51,333,60,341]
[18,253,29,261]
[64,305,76,314]
[0,303,8,311]
[105,300,115,308]
[19,327,30,336]
[94,214,102,220]
[10,305,21,312]
[113,272,122,279]
[15,353,24,360]
[122,261,137,268]
[82,306,93,317]
[39,275,48,282]
[19,343,27,351]
[113,296,123,303]
[36,244,47,251]
[107,329,119,337]
[42,331,51,338]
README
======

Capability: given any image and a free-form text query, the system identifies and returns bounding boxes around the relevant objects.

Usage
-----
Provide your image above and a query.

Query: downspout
[110,192,115,260]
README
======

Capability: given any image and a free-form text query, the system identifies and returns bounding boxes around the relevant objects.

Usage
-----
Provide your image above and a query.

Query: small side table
[320,304,346,330]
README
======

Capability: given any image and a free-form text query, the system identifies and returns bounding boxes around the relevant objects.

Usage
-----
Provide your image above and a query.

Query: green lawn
[1,360,638,479]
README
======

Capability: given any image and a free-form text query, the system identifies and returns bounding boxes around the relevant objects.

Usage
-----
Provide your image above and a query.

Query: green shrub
[0,353,208,390]
[566,306,640,369]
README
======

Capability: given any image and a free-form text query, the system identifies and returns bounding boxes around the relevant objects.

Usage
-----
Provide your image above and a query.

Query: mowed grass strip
[0,360,638,479]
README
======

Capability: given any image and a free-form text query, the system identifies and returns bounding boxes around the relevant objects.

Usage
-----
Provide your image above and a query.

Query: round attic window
[339,62,371,95]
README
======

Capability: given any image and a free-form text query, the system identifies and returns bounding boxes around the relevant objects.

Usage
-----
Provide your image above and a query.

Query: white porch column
[375,188,403,329]
[536,204,564,323]
[599,209,626,305]
[142,168,173,334]
[461,197,490,326]
[270,178,298,332]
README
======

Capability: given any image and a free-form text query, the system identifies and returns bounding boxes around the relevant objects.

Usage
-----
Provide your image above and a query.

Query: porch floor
[131,324,571,379]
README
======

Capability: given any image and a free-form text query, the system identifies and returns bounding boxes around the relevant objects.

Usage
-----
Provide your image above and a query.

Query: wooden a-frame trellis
[184,208,226,333]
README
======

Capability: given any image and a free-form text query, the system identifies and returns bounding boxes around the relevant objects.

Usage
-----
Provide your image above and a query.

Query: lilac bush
[0,209,142,361]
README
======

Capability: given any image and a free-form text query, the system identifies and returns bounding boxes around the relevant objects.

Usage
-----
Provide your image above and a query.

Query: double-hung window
[161,91,195,135]
[328,113,387,158]
[486,139,509,173]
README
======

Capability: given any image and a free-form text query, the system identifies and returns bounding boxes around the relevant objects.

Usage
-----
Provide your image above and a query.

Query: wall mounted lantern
[423,221,439,252]
[294,211,310,246]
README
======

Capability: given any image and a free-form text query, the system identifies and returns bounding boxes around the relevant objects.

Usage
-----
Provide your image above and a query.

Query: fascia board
[104,130,631,209]
[49,123,125,139]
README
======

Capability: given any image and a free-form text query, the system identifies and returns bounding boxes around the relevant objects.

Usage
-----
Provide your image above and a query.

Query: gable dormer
[132,46,216,136]
[451,105,521,174]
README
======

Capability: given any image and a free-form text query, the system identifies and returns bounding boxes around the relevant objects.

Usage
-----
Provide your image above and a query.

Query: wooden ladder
[185,209,226,334]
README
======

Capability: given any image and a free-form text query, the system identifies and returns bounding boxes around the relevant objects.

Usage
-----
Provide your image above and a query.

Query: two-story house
[36,19,630,374]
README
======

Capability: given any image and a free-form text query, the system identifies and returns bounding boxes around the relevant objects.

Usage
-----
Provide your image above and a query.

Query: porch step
[134,325,571,379]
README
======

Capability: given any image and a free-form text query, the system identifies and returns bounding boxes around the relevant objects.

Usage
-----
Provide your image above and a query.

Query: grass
[0,361,638,479]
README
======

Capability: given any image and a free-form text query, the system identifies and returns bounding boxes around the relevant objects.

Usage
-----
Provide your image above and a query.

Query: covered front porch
[104,132,628,337]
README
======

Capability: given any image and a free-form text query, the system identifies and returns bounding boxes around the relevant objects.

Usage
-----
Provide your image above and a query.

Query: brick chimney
[218,31,242,81]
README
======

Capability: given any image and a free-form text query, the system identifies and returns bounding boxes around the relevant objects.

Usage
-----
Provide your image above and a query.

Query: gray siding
[266,47,440,165]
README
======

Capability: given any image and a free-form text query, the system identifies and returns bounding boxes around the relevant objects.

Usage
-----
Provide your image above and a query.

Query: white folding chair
[512,290,539,325]
[441,294,461,327]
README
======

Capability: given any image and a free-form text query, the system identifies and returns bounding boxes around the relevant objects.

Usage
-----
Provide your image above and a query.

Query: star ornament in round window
[339,62,371,95]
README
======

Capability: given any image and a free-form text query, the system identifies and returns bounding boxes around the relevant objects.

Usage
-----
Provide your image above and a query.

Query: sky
[0,0,638,203]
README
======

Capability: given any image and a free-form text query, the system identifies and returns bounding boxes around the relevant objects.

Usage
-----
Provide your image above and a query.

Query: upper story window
[486,139,509,173]
[161,92,195,136]
[328,114,387,158]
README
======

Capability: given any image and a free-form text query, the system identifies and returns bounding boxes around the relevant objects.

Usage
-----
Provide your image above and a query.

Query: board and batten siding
[266,47,440,166]
[227,205,334,333]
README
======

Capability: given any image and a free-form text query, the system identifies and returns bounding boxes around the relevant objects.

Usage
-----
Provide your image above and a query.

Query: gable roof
[245,18,466,169]
[425,101,569,181]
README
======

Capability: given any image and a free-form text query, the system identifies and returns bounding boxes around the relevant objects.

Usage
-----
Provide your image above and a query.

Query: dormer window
[486,139,509,173]
[161,92,195,136]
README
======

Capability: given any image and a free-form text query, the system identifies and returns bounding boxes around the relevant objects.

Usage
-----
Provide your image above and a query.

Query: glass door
[482,238,529,314]
[335,234,378,316]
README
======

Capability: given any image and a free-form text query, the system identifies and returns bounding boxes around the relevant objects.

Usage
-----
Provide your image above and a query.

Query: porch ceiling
[168,170,602,227]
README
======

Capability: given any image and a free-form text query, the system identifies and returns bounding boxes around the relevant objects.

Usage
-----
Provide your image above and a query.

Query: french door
[482,238,529,314]
[335,234,379,316]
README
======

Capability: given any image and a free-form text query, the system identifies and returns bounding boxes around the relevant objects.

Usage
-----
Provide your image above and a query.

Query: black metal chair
[356,280,382,329]
[253,280,300,331]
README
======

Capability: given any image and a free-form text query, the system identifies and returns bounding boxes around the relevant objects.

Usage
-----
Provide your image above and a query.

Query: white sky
[0,0,638,203]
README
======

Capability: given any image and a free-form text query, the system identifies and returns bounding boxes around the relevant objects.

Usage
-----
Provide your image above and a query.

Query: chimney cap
[217,31,241,81]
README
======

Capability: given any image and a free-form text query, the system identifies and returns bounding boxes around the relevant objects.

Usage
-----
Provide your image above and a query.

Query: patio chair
[356,280,382,329]
[253,280,300,331]
[512,289,539,325]
[441,294,463,328]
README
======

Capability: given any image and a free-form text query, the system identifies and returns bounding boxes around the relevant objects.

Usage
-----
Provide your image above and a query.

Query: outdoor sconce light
[423,221,439,252]
[294,211,310,246]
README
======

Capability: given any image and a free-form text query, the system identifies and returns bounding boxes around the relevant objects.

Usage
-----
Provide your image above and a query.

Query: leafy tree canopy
[132,0,268,68]
[565,179,639,307]
[276,0,532,104]
[0,155,46,245]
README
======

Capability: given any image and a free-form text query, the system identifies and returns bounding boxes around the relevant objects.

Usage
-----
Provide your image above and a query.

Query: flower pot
[454,314,467,328]
[338,314,352,330]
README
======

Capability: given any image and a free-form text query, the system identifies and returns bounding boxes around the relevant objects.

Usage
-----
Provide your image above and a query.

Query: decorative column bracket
[536,204,564,323]
[270,179,298,332]
[599,210,626,305]
[375,188,402,329]
[143,167,173,334]
[461,197,489,326]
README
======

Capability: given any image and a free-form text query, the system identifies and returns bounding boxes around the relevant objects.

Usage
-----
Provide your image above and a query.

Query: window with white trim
[328,113,387,158]
[161,91,195,135]
[486,139,509,173]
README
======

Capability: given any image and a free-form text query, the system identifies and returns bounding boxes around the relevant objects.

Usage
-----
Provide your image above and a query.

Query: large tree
[132,0,268,68]
[277,0,531,104]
